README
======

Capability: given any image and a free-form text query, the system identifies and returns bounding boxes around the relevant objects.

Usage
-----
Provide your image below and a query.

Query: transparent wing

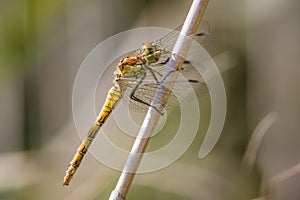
[125,83,179,112]
[153,21,217,61]
[120,62,208,113]
[108,22,215,112]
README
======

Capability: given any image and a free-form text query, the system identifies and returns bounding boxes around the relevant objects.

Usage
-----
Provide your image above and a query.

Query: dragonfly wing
[122,83,180,112]
[154,21,215,56]
[144,59,209,97]
[122,77,208,113]
[175,64,209,98]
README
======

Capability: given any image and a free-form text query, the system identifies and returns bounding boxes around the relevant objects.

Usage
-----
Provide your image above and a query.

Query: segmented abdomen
[63,85,122,186]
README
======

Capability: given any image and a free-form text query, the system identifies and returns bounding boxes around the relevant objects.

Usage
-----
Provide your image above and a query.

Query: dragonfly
[63,22,214,186]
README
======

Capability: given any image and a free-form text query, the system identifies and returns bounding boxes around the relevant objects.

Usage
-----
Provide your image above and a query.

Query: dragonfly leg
[159,68,178,83]
[144,65,161,83]
[158,57,170,65]
[159,56,197,83]
[146,55,188,84]
[130,92,164,115]
[159,56,191,66]
[130,73,164,115]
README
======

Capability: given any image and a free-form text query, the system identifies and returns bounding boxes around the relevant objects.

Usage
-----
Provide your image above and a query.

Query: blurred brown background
[0,0,300,199]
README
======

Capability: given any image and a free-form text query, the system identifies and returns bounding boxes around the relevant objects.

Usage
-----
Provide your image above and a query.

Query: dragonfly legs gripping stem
[129,72,165,115]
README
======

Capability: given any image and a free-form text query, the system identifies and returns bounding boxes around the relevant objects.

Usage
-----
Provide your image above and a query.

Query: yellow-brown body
[63,55,147,186]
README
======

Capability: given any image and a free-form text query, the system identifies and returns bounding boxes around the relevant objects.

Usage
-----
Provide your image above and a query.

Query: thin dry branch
[109,0,210,199]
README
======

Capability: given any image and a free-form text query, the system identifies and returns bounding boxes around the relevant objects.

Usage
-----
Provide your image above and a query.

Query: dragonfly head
[141,42,161,63]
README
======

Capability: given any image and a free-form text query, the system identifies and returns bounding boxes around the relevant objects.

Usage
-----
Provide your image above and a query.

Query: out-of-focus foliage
[0,0,66,81]
[0,0,300,199]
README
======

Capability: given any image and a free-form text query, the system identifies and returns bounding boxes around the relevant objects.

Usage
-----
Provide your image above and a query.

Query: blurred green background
[1,0,300,199]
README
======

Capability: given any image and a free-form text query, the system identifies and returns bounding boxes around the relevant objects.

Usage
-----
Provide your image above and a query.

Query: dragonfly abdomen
[96,85,123,125]
[63,86,122,186]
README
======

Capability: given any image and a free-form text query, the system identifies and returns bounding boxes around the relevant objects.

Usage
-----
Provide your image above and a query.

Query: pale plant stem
[244,112,300,198]
[241,112,278,200]
[109,0,209,199]
[255,160,300,200]
[241,111,300,200]
[241,111,278,171]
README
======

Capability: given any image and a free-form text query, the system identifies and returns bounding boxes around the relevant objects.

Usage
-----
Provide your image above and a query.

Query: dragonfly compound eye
[141,42,160,63]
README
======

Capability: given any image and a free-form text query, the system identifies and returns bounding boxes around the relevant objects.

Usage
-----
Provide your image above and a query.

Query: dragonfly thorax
[140,42,161,64]
[114,56,145,83]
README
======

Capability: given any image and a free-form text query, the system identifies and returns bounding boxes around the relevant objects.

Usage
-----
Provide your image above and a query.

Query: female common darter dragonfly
[63,23,213,186]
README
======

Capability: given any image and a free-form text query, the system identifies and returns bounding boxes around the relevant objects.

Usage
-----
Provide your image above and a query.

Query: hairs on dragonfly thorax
[114,57,143,78]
